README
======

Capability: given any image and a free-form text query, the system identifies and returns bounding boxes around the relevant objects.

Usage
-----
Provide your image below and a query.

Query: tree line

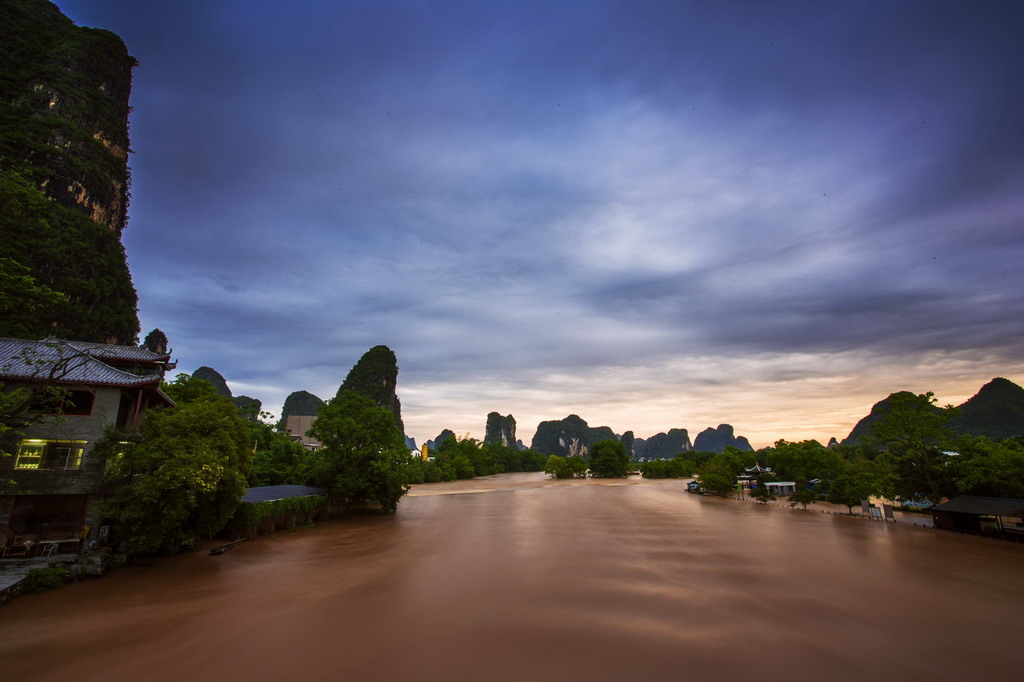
[683,392,1024,510]
[72,384,1024,556]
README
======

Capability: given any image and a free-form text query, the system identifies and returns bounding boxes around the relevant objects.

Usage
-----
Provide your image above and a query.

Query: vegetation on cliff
[337,345,404,436]
[280,390,324,419]
[0,172,138,342]
[530,414,615,457]
[0,0,139,343]
[484,412,517,447]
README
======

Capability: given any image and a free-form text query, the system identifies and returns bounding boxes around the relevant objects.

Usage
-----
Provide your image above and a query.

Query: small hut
[930,496,1024,539]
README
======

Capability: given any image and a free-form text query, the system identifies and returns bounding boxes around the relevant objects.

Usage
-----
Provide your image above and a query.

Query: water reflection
[1,473,1021,681]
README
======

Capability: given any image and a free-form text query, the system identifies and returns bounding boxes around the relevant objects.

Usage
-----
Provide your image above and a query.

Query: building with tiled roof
[1,337,175,553]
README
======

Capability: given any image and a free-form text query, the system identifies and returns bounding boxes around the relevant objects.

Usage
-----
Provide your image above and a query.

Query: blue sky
[54,1,1024,447]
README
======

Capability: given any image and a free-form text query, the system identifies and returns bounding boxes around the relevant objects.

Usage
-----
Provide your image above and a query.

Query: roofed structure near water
[242,485,329,504]
[931,495,1024,538]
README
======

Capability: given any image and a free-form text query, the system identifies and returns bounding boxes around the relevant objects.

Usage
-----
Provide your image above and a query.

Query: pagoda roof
[62,339,172,365]
[0,337,166,388]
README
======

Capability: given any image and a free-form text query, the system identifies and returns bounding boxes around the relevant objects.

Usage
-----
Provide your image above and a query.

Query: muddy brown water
[1,473,1021,681]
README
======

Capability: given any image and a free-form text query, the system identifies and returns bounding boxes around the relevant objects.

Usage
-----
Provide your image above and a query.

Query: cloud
[54,0,1024,446]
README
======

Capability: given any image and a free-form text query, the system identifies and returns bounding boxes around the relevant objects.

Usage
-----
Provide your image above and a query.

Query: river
[1,473,1021,681]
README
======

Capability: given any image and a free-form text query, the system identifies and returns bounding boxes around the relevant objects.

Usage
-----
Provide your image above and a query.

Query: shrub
[21,566,69,593]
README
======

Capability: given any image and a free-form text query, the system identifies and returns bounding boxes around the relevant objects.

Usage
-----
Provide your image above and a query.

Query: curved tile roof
[0,337,164,387]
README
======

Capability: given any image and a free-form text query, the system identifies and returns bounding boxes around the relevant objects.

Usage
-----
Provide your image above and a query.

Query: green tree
[749,484,776,504]
[872,391,959,503]
[949,436,1024,499]
[249,418,313,486]
[789,485,817,510]
[640,459,669,479]
[764,440,843,482]
[162,373,220,404]
[308,391,410,513]
[696,460,735,496]
[544,455,587,479]
[100,394,252,555]
[589,439,630,478]
[827,473,879,513]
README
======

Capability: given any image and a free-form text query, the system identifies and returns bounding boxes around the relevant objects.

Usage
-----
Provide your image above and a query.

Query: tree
[827,473,879,514]
[764,440,843,482]
[589,439,630,478]
[99,393,252,555]
[249,418,314,486]
[789,485,817,510]
[308,391,410,513]
[544,455,587,479]
[872,391,959,503]
[749,484,776,504]
[162,373,221,404]
[949,436,1024,499]
[696,460,735,496]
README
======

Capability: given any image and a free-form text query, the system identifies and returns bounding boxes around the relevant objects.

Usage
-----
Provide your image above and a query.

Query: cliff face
[530,414,616,457]
[0,0,139,343]
[636,428,692,459]
[484,412,517,447]
[0,0,135,234]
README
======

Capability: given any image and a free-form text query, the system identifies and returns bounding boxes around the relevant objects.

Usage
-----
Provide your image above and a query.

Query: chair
[2,536,30,559]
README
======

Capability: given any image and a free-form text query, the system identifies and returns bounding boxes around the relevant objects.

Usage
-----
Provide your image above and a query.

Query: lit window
[15,440,87,470]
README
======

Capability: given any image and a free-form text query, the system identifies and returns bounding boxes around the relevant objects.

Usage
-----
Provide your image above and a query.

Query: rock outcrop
[281,390,324,419]
[336,345,404,435]
[620,431,635,458]
[692,424,752,453]
[192,366,232,397]
[636,428,692,459]
[530,415,616,457]
[484,412,517,447]
[430,429,456,450]
[0,0,139,343]
[189,366,261,420]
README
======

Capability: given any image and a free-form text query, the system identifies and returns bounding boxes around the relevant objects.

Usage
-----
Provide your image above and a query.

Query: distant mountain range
[842,377,1024,445]
[520,414,752,457]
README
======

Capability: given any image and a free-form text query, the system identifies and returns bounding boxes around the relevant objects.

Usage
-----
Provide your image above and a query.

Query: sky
[54,0,1024,449]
